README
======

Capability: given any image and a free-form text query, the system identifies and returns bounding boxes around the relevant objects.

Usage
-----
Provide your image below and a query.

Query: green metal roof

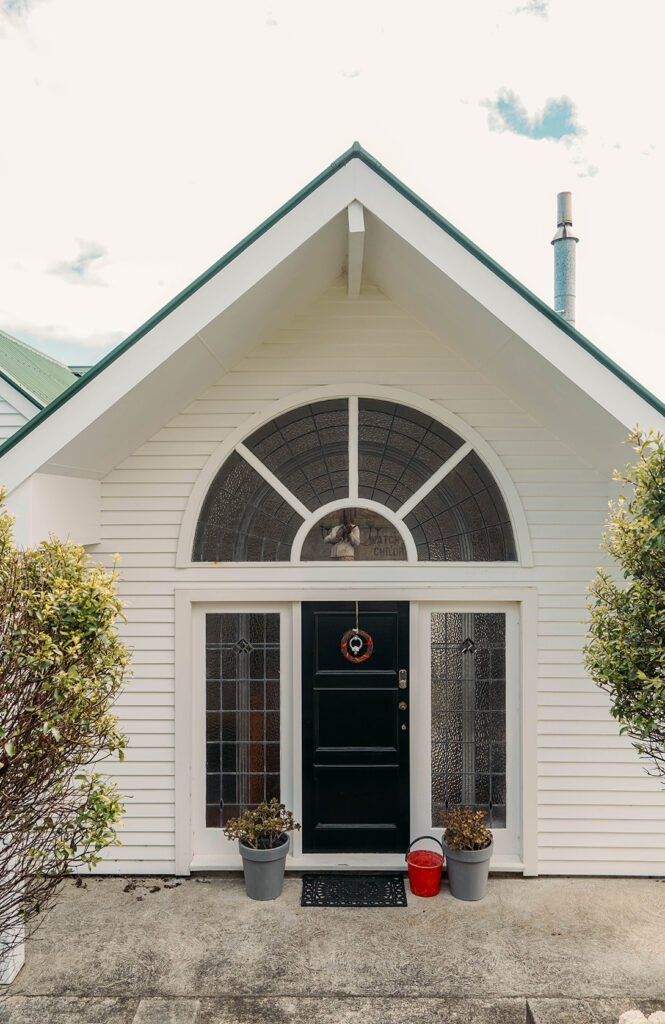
[0,141,663,460]
[0,330,78,409]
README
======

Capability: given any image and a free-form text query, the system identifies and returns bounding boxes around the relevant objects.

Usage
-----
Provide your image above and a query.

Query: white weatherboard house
[0,330,77,443]
[2,143,665,878]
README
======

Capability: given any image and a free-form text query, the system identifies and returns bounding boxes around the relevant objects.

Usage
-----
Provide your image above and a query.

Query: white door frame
[413,602,522,864]
[175,585,538,875]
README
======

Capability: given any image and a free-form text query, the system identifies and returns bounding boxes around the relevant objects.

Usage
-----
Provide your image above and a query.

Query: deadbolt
[398,701,407,711]
[398,669,407,689]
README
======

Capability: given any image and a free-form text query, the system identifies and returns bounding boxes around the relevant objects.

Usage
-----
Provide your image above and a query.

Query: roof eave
[0,140,663,466]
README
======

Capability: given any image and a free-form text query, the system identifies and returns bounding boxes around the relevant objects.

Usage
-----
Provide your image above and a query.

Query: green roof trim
[1,141,663,460]
[0,330,78,409]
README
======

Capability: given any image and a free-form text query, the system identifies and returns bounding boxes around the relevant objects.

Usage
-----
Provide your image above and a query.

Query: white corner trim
[396,441,473,520]
[347,201,365,298]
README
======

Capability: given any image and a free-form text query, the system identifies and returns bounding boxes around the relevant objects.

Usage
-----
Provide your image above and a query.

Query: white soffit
[355,162,665,440]
[0,198,350,489]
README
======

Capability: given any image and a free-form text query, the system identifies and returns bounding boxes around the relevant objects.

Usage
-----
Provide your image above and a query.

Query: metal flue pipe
[551,191,579,325]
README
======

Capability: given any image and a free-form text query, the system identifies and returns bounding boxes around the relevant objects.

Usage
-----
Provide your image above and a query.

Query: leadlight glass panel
[405,450,516,561]
[431,612,506,829]
[205,613,280,828]
[193,452,303,561]
[300,507,407,561]
[243,400,348,511]
[358,399,465,511]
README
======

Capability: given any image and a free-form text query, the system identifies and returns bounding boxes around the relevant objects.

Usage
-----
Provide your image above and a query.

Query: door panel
[302,601,409,853]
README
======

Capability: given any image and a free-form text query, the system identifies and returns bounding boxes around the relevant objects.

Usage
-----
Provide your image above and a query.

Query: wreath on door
[340,628,373,663]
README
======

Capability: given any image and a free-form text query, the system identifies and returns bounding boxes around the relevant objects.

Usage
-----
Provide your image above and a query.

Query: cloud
[49,241,108,286]
[0,0,44,15]
[514,0,549,16]
[342,70,360,79]
[488,90,581,140]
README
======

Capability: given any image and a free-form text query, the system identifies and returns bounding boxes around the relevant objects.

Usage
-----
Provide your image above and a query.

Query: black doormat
[301,872,407,907]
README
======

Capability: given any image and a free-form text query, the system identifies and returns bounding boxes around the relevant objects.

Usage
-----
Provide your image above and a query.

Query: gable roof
[0,142,663,492]
[0,329,78,409]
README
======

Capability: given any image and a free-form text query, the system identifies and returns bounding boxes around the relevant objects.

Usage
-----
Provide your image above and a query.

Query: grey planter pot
[443,840,493,901]
[239,834,290,901]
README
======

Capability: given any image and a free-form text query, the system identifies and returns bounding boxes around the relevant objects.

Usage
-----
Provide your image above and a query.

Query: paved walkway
[2,874,665,1023]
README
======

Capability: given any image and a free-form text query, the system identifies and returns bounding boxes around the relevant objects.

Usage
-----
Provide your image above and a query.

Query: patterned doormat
[300,873,408,907]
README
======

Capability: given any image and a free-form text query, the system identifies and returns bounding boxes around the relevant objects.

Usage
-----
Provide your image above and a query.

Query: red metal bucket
[405,835,445,897]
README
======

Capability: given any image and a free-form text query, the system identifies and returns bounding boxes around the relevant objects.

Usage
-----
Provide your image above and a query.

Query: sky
[0,0,663,397]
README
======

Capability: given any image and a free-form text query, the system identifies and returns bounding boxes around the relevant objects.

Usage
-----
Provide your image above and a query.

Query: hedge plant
[584,429,665,780]
[0,503,129,973]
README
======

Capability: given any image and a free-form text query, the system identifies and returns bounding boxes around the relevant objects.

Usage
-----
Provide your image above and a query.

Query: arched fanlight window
[192,399,517,562]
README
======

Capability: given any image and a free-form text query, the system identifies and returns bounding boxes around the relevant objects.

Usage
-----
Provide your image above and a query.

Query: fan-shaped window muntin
[192,398,517,563]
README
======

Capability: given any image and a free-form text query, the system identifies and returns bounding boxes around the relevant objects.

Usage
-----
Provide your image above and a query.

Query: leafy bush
[585,429,665,780]
[222,799,300,850]
[0,505,129,971]
[440,806,493,850]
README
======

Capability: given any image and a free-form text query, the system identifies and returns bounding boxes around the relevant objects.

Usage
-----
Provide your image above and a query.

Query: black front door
[302,601,409,853]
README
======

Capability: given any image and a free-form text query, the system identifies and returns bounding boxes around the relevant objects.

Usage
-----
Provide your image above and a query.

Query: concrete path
[1,874,664,1023]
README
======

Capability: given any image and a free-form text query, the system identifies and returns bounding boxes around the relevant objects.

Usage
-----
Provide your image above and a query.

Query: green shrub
[585,429,665,780]
[0,503,129,969]
[222,799,300,850]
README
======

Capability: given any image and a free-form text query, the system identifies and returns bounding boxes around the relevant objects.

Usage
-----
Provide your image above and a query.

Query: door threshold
[189,853,524,873]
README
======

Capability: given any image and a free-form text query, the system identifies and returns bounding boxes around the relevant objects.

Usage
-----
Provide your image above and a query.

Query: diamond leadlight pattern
[205,613,280,828]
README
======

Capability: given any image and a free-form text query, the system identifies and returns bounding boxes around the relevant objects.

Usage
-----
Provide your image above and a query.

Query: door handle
[398,669,407,689]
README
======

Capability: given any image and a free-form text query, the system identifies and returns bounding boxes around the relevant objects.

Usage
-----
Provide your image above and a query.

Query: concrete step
[0,995,528,1024]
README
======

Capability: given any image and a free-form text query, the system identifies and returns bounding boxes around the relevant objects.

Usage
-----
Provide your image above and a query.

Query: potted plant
[222,798,300,901]
[440,806,493,901]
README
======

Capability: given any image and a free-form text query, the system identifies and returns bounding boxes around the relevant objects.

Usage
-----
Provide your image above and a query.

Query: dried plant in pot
[440,806,493,901]
[222,799,300,901]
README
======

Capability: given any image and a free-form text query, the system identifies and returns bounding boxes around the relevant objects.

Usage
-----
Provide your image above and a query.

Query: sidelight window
[205,612,280,827]
[430,611,507,829]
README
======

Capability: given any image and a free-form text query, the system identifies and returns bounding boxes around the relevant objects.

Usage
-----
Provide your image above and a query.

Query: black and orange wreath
[340,628,373,663]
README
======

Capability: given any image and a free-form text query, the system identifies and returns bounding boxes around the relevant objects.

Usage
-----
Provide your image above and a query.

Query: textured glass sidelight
[358,399,465,511]
[205,613,280,828]
[431,612,506,829]
[193,452,303,561]
[243,400,349,511]
[405,450,516,561]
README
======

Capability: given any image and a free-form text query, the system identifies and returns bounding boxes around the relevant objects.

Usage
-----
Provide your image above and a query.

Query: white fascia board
[0,375,40,419]
[354,162,665,433]
[4,474,100,547]
[0,163,359,495]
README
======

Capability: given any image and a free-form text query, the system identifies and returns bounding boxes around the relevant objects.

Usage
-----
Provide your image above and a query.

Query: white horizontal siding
[0,395,29,442]
[94,280,665,875]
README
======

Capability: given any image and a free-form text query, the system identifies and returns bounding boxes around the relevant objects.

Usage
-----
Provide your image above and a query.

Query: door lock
[398,669,407,689]
[398,701,407,711]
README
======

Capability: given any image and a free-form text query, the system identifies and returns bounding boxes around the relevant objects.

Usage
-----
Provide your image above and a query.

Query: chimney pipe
[551,191,579,325]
